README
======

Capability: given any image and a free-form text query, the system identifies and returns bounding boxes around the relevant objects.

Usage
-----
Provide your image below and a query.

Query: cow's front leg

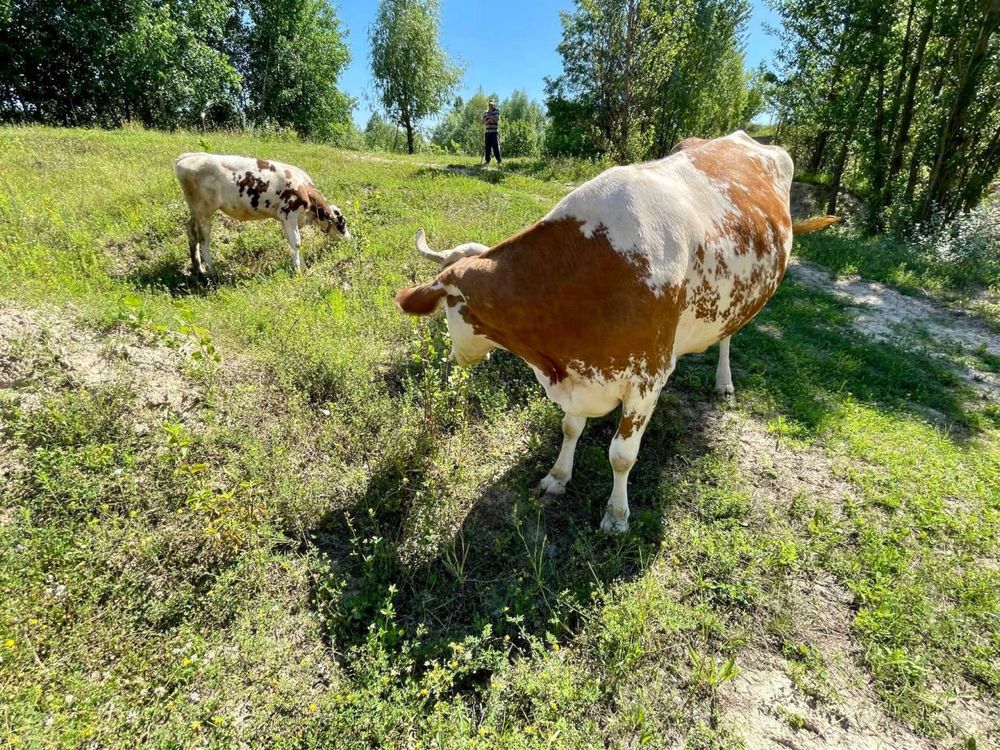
[602,391,661,534]
[284,217,303,273]
[538,413,586,495]
[715,336,734,397]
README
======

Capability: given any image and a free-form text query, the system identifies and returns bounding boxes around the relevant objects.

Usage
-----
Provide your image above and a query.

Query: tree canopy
[545,0,762,161]
[369,0,462,154]
[770,0,1000,229]
[0,0,355,141]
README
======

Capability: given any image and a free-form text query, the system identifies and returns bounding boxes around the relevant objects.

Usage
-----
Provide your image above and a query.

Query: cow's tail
[792,215,840,235]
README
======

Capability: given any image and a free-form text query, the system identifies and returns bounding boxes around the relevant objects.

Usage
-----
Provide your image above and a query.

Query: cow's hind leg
[538,413,586,495]
[602,387,662,534]
[715,336,734,397]
[185,216,202,276]
[197,218,216,276]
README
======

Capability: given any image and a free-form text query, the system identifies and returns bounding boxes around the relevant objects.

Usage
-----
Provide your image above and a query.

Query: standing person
[482,100,501,166]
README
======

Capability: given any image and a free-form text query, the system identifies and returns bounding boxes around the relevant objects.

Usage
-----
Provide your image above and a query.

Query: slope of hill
[1,127,997,749]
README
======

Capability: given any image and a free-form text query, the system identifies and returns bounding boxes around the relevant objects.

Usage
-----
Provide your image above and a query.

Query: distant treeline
[0,0,355,142]
[3,0,997,227]
[770,0,1000,230]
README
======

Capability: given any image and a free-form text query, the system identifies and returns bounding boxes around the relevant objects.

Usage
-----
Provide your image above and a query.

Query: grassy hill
[0,127,997,749]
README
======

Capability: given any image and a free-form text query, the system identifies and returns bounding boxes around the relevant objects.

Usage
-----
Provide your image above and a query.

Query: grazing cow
[175,153,349,276]
[395,131,837,533]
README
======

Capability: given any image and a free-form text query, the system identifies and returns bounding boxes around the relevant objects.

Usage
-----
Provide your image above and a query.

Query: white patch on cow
[443,289,496,365]
[545,153,738,294]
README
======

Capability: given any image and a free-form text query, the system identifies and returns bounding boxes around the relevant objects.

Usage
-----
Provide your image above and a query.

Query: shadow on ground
[305,368,721,671]
[412,164,509,186]
[302,264,993,684]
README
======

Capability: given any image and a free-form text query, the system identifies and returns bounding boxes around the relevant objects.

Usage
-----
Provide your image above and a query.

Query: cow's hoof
[600,509,629,535]
[537,474,566,496]
[714,383,735,404]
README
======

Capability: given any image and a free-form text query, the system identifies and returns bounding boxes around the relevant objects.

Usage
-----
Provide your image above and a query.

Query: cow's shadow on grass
[124,242,337,295]
[304,270,992,684]
[413,164,509,186]
[736,278,994,437]
[305,349,721,672]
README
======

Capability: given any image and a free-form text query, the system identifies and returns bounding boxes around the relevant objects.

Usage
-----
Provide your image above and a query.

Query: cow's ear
[395,282,446,316]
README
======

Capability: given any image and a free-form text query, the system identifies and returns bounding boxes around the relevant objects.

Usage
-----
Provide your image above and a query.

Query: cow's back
[549,131,795,357]
[671,133,794,354]
[438,131,795,390]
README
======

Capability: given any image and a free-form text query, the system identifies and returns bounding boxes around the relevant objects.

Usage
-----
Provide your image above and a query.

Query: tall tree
[545,0,759,162]
[369,0,462,154]
[0,0,354,140]
[236,0,354,142]
[771,0,1000,230]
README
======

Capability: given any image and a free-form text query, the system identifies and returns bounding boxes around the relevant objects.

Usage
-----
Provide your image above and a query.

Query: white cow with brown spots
[395,131,837,534]
[175,153,349,276]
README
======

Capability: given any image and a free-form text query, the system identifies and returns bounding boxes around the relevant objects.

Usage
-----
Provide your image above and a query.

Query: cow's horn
[415,229,444,263]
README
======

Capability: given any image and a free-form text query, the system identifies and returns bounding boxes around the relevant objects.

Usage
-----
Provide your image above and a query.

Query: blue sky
[337,0,783,129]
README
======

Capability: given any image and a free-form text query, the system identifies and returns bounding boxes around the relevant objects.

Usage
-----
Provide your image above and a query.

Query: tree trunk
[867,30,889,232]
[402,113,414,154]
[828,55,877,215]
[960,122,1000,211]
[920,0,1000,221]
[809,35,852,172]
[887,1,935,189]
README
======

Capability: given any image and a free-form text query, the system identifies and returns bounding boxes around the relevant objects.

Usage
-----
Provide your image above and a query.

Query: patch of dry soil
[0,304,199,418]
[718,414,998,749]
[788,258,1000,403]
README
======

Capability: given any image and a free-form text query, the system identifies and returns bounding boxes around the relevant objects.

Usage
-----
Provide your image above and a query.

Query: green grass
[1,126,998,748]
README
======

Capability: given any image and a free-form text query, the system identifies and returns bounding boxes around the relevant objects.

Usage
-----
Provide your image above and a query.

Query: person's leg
[493,133,502,165]
[483,133,491,164]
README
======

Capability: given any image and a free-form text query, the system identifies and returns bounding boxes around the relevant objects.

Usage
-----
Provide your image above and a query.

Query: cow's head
[306,189,350,239]
[395,230,495,365]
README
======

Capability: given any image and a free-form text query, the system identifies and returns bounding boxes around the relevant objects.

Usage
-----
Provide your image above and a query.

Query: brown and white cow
[395,131,837,534]
[175,153,349,276]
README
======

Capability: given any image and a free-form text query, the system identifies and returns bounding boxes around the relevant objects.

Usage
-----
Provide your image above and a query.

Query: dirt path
[788,258,1000,402]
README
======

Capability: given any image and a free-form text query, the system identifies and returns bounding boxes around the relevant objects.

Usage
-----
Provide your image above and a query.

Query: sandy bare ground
[0,304,199,423]
[718,414,998,750]
[788,258,1000,404]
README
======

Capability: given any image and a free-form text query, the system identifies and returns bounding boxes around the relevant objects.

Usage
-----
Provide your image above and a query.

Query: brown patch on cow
[670,137,709,154]
[437,218,686,386]
[283,169,292,180]
[684,138,794,335]
[306,186,331,221]
[690,276,721,322]
[617,411,647,439]
[256,158,276,172]
[446,294,462,308]
[692,245,706,276]
[235,171,269,210]
[278,186,310,217]
[395,283,446,315]
[714,255,730,279]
